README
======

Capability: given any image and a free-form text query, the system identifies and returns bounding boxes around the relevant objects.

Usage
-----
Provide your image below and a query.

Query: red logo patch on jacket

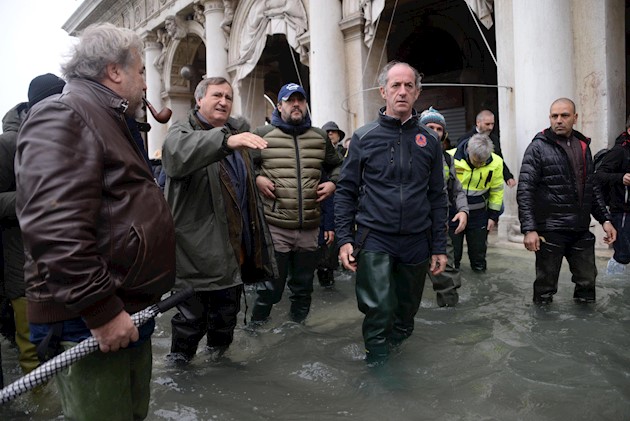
[415,134,427,147]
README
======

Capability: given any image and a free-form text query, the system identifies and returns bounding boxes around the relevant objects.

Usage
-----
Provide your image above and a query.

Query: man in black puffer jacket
[517,98,616,304]
[594,118,630,275]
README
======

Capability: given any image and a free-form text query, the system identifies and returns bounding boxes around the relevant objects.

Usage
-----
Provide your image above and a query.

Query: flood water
[1,239,629,420]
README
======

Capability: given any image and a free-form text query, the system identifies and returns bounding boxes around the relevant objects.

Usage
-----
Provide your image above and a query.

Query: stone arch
[163,20,206,93]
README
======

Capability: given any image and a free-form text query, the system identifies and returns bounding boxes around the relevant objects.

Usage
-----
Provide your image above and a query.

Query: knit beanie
[419,106,446,129]
[28,73,66,108]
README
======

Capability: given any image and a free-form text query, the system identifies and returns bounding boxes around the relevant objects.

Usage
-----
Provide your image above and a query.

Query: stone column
[572,0,625,152]
[142,31,168,158]
[203,0,229,79]
[494,0,518,242]
[492,0,575,242]
[499,0,625,247]
[572,0,625,247]
[512,0,575,162]
[308,0,349,132]
[339,0,387,133]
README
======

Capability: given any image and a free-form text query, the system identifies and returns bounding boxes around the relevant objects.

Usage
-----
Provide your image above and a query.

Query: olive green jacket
[162,111,277,291]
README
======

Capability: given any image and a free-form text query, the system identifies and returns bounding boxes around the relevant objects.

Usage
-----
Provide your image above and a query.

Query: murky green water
[2,242,629,420]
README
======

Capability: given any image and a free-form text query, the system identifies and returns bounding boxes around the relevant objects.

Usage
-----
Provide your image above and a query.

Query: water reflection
[2,243,629,420]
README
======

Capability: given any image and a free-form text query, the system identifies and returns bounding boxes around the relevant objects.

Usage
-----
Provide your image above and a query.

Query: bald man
[517,98,616,305]
[457,110,516,187]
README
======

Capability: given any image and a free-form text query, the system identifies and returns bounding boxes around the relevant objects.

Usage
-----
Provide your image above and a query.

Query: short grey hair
[194,77,231,103]
[377,61,422,90]
[62,23,143,81]
[467,133,494,162]
[475,109,494,123]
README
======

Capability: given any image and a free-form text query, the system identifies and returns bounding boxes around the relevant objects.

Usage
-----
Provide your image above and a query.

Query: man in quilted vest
[251,83,343,324]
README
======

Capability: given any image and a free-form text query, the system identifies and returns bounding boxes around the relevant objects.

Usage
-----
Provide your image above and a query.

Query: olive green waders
[355,251,429,364]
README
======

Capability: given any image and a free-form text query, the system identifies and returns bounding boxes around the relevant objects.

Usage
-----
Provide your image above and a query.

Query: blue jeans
[611,212,630,264]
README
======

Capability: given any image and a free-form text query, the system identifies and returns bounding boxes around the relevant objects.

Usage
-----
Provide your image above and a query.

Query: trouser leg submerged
[205,285,243,348]
[533,231,597,303]
[56,340,152,421]
[170,286,242,359]
[316,242,337,288]
[390,260,429,345]
[355,251,428,364]
[287,250,318,322]
[566,232,597,302]
[251,251,290,322]
[466,227,488,272]
[170,292,209,359]
[428,235,461,307]
[356,251,393,364]
[533,236,564,303]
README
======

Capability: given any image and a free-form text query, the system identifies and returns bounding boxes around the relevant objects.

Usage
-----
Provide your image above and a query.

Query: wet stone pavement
[1,240,629,420]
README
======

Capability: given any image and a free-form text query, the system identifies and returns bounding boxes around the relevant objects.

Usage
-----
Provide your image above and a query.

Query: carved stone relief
[193,3,206,27]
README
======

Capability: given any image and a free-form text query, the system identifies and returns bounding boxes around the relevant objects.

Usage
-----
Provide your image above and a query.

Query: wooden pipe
[143,97,172,124]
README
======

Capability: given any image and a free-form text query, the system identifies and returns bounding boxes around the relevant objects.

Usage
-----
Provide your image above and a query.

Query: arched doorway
[375,0,499,139]
[166,33,206,122]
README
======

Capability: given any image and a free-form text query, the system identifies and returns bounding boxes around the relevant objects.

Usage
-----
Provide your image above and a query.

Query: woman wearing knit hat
[419,107,469,307]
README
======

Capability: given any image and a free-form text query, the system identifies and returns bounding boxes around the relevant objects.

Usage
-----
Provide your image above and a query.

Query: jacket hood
[2,102,28,133]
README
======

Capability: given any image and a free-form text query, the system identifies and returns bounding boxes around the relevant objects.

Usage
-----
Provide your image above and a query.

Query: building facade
[64,0,627,243]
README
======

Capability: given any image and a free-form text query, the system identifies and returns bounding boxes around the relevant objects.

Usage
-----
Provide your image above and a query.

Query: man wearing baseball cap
[250,83,343,324]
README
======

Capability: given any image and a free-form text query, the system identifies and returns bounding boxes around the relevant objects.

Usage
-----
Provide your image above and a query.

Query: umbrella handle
[156,286,195,314]
[0,286,195,405]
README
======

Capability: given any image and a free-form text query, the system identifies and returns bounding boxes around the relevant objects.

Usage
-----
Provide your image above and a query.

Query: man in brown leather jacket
[15,23,175,420]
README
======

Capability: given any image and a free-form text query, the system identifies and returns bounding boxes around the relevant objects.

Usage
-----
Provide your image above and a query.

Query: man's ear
[379,86,386,100]
[105,62,123,84]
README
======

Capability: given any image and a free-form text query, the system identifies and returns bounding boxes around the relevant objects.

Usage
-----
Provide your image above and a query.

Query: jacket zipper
[293,134,303,229]
[398,128,403,232]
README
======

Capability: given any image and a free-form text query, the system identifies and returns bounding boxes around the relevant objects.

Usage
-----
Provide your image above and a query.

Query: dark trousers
[533,230,597,302]
[251,250,318,322]
[611,212,630,264]
[170,285,243,358]
[317,239,339,286]
[355,251,429,363]
[451,226,488,271]
[427,234,461,306]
